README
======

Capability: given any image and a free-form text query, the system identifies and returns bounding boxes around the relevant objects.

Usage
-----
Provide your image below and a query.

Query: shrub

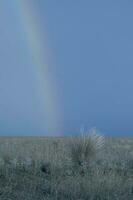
[69,128,104,168]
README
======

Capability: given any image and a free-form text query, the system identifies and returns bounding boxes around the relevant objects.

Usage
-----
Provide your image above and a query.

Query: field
[0,135,133,200]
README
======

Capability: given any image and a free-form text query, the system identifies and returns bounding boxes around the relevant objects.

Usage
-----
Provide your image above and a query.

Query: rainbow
[14,0,63,135]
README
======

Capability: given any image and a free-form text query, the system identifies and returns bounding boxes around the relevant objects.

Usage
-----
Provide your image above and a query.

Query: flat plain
[0,136,133,200]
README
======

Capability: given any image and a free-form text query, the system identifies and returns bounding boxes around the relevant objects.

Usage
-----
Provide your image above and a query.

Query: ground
[0,136,133,200]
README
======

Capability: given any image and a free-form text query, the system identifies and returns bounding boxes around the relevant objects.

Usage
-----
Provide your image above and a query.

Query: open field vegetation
[0,131,133,200]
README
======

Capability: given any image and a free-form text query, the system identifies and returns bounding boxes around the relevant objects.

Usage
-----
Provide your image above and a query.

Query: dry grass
[0,134,133,200]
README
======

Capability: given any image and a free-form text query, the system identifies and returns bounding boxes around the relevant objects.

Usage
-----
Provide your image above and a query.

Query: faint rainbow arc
[16,0,62,135]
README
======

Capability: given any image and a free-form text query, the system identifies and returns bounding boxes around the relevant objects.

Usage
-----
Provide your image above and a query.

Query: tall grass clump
[69,128,104,169]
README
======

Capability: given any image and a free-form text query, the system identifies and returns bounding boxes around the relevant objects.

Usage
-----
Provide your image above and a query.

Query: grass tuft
[69,128,104,168]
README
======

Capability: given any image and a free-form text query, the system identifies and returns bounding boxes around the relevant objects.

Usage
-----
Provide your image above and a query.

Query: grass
[0,132,133,199]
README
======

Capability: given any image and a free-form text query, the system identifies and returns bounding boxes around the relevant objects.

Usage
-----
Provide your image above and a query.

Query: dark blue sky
[0,0,133,136]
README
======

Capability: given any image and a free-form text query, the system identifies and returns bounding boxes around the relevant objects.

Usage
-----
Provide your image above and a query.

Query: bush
[69,128,104,168]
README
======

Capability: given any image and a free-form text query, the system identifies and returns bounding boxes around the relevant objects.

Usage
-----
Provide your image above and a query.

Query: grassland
[0,135,133,200]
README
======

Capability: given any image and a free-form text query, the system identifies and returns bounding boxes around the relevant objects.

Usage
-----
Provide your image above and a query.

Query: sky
[0,0,133,136]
